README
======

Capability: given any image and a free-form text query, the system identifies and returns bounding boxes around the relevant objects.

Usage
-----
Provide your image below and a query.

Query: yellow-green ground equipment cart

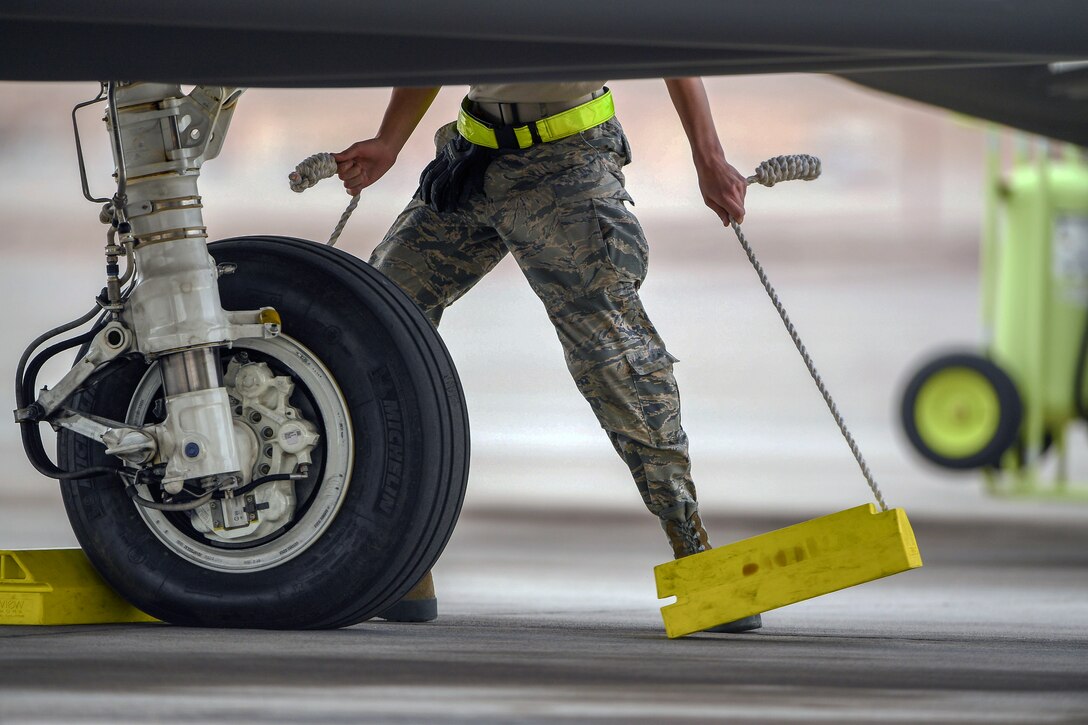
[901,141,1088,499]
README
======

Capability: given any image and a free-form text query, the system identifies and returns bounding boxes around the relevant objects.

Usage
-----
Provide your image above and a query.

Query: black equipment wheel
[900,352,1021,470]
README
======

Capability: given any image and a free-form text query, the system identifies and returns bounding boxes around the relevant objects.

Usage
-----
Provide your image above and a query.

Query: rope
[288,152,359,247]
[735,154,888,511]
[747,154,822,187]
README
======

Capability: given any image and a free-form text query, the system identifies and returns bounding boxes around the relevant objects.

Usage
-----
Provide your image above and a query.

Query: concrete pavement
[2,507,1086,723]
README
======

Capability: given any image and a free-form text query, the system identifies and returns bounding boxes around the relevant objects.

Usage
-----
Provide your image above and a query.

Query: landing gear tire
[58,236,469,628]
[900,352,1021,470]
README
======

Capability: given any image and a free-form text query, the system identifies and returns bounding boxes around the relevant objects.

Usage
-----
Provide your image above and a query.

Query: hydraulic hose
[128,474,297,511]
[19,414,118,481]
[216,473,295,500]
[15,309,118,481]
[15,303,100,408]
[127,484,213,511]
[19,326,101,409]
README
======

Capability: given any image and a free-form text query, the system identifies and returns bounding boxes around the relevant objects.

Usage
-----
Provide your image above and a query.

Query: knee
[369,247,446,325]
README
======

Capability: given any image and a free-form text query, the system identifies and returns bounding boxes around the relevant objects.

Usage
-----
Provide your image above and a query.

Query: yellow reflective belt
[457,89,616,150]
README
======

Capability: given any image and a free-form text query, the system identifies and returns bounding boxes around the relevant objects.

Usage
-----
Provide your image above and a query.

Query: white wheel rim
[126,335,354,573]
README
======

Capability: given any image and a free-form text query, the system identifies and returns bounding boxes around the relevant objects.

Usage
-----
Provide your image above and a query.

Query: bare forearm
[335,86,439,195]
[665,77,725,163]
[376,86,441,154]
[664,77,747,224]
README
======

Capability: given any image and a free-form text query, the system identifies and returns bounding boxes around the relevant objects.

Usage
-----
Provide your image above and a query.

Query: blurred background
[2,75,1084,549]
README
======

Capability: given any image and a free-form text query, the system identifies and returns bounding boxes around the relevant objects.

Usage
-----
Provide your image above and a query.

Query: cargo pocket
[591,190,647,288]
[625,346,682,447]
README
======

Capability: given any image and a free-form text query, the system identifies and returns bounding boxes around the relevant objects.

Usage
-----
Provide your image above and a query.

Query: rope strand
[734,154,888,510]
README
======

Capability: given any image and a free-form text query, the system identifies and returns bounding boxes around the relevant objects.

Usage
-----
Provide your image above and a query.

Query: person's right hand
[333,138,398,196]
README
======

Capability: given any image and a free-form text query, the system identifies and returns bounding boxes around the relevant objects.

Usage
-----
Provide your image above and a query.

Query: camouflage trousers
[371,118,709,556]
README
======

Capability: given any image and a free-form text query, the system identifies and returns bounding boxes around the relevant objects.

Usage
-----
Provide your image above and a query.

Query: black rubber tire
[58,236,469,629]
[900,352,1021,470]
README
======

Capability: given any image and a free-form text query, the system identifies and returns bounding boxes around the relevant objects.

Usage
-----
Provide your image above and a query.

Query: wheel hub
[127,335,353,572]
[185,353,321,542]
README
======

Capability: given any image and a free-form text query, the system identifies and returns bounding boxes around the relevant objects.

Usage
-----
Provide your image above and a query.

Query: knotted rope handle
[288,152,358,247]
[746,154,821,187]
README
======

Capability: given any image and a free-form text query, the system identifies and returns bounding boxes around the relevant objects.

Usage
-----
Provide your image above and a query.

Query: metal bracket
[52,409,157,465]
[226,308,281,341]
[13,404,43,424]
[71,83,110,205]
[35,321,133,417]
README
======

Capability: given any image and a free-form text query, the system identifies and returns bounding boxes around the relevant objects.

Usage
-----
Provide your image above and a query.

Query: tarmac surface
[2,507,1087,724]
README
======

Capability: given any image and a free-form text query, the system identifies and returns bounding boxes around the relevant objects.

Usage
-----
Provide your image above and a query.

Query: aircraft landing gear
[57,236,469,628]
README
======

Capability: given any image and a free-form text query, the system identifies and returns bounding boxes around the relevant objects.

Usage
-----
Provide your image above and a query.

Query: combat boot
[662,511,711,557]
[376,571,438,622]
[663,512,762,634]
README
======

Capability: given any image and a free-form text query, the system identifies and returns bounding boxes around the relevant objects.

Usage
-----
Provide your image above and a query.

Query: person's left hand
[695,154,747,225]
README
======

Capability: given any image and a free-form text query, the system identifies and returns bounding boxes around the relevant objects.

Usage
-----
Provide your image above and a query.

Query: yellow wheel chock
[654,157,925,638]
[0,549,157,625]
[654,504,922,638]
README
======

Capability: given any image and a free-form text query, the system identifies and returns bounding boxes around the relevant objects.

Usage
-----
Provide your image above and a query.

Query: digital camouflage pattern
[371,118,710,557]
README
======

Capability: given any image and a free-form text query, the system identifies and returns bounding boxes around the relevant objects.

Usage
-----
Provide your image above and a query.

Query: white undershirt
[467,81,607,103]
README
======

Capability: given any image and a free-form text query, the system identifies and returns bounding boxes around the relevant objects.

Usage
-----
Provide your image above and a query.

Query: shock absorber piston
[157,348,242,490]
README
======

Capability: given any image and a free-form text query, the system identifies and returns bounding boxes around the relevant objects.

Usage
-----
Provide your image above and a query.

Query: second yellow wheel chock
[656,157,924,638]
[656,505,921,638]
